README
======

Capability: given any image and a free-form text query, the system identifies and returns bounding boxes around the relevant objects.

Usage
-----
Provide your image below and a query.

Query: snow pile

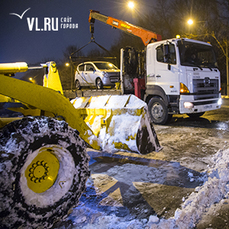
[71,95,156,154]
[171,148,229,228]
[68,148,229,229]
[71,94,147,110]
[98,113,142,153]
[72,97,86,108]
[124,94,146,109]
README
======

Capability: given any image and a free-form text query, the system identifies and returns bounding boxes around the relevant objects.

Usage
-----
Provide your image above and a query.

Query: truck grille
[193,78,219,100]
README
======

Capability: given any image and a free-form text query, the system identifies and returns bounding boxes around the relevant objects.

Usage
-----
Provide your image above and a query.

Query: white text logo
[10,8,78,32]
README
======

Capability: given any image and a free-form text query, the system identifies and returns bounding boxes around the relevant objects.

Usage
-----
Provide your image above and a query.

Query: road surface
[53,98,229,228]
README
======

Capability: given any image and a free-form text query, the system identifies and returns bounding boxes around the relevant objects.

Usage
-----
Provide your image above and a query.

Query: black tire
[148,97,171,124]
[0,116,89,228]
[75,79,81,90]
[187,112,205,119]
[96,78,103,89]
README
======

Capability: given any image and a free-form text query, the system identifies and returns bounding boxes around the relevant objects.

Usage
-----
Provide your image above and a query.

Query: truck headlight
[184,102,194,109]
[218,98,222,105]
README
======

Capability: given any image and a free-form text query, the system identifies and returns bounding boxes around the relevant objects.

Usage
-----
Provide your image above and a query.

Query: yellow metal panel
[71,95,161,154]
[43,62,63,94]
[0,117,22,128]
[0,74,100,150]
[0,62,160,154]
[0,94,12,103]
[25,149,60,193]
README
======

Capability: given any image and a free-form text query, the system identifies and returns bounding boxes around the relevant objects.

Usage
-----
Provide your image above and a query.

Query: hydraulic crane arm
[89,10,162,46]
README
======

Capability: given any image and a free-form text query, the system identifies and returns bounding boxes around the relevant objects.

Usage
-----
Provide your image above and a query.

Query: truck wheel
[0,116,89,229]
[148,97,171,124]
[75,79,81,90]
[96,78,103,89]
[187,112,205,119]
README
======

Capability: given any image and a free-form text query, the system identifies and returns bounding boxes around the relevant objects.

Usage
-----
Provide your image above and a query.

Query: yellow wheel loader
[0,61,161,228]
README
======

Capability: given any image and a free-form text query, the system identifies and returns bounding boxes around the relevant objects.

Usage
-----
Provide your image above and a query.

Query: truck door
[154,43,179,96]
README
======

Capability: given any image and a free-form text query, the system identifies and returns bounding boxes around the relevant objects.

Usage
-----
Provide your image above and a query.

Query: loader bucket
[71,95,161,154]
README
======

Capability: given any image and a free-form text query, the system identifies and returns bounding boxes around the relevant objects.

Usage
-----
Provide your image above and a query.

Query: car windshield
[178,40,218,69]
[93,62,118,70]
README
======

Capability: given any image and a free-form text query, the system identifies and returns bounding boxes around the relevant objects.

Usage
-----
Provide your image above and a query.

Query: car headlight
[102,71,108,77]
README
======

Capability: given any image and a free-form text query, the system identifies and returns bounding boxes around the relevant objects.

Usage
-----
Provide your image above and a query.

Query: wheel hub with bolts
[25,149,60,193]
[152,103,164,119]
[28,160,49,183]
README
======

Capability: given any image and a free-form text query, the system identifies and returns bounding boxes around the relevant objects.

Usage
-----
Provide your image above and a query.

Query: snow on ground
[58,147,229,229]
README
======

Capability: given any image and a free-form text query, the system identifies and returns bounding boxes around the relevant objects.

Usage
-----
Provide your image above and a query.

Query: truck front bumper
[179,94,222,114]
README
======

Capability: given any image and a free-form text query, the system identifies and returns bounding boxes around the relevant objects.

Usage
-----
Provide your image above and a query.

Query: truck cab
[145,38,221,124]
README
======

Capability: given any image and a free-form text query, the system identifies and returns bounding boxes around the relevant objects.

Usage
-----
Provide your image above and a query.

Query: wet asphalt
[70,99,229,224]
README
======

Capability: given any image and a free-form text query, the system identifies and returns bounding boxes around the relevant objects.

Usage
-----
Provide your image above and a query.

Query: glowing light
[184,102,194,109]
[187,19,194,25]
[28,77,35,83]
[65,62,70,67]
[218,98,222,105]
[180,83,190,93]
[128,1,135,9]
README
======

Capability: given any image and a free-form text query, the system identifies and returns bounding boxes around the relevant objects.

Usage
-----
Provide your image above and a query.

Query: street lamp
[127,1,135,9]
[187,19,194,25]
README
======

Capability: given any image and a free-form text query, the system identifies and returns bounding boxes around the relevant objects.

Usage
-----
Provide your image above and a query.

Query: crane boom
[89,10,162,46]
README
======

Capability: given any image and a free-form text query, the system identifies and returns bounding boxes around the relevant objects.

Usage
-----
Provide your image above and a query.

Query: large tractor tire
[0,116,90,228]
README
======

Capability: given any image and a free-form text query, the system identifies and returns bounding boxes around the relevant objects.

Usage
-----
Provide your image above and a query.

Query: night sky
[0,0,154,64]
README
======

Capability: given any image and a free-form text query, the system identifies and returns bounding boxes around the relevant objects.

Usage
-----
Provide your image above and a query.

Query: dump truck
[0,61,161,228]
[89,10,222,124]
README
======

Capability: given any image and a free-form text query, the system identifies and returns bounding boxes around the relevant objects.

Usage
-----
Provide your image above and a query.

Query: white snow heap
[71,94,160,154]
[147,148,229,228]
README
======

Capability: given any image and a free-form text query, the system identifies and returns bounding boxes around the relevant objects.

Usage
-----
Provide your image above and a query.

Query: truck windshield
[94,62,118,70]
[178,40,217,69]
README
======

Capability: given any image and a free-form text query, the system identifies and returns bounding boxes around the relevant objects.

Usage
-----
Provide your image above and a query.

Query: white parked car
[75,61,120,89]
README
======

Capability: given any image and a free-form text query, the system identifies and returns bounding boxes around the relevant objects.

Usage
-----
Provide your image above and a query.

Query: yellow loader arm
[0,61,161,229]
[0,61,161,154]
[0,62,100,150]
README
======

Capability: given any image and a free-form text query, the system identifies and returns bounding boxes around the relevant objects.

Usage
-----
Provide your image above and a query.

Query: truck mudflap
[71,94,162,154]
